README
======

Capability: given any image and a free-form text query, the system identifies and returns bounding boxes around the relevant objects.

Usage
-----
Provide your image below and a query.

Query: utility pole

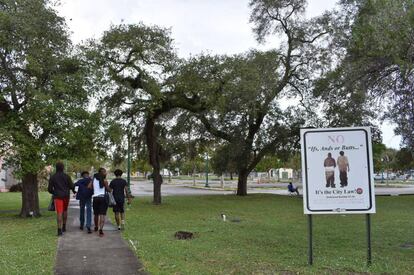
[205,153,209,188]
[127,133,131,194]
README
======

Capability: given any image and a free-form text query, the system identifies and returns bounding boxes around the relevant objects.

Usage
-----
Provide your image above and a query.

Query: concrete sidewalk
[55,199,146,275]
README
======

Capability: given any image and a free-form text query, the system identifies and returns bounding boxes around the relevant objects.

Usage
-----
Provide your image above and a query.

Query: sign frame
[301,127,376,215]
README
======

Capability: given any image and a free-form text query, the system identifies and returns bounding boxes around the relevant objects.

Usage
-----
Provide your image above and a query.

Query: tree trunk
[20,172,41,217]
[152,168,163,205]
[192,164,196,186]
[237,170,249,196]
[145,117,163,205]
[230,172,233,180]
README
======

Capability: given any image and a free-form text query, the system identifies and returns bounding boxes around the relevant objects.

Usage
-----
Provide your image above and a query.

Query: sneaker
[62,224,66,232]
[99,229,104,237]
[87,227,92,234]
[118,226,121,231]
[57,229,63,236]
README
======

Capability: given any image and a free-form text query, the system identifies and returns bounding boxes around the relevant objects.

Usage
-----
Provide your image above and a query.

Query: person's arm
[68,175,76,194]
[48,177,54,195]
[87,178,93,189]
[104,180,112,192]
[124,185,129,198]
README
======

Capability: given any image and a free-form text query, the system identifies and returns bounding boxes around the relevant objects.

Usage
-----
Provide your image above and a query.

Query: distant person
[48,162,76,236]
[337,151,350,187]
[90,168,111,237]
[110,169,129,230]
[288,182,299,195]
[324,152,336,188]
[75,171,93,233]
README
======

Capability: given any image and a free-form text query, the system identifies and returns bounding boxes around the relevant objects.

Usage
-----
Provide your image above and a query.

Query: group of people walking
[48,162,130,237]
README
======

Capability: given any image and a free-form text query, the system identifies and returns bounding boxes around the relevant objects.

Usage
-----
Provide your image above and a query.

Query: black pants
[340,171,348,186]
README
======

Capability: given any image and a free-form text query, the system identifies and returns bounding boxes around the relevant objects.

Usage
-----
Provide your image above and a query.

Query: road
[129,180,414,197]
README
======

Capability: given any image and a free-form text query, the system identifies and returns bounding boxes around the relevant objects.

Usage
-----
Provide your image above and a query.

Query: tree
[91,23,206,204]
[255,155,282,173]
[210,144,238,178]
[188,0,331,195]
[395,148,414,172]
[190,50,308,195]
[0,0,97,216]
[317,0,414,151]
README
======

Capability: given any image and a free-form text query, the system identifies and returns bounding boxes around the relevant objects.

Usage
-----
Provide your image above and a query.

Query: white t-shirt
[92,177,105,197]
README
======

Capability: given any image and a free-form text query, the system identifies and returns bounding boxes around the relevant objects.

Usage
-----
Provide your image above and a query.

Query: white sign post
[300,127,375,265]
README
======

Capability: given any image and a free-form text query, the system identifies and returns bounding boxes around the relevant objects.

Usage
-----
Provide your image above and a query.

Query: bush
[9,183,23,192]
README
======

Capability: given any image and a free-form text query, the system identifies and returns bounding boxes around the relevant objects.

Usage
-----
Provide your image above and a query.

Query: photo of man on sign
[337,151,350,187]
[324,153,336,188]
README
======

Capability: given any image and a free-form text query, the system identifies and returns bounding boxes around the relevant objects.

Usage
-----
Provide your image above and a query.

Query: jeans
[79,199,92,227]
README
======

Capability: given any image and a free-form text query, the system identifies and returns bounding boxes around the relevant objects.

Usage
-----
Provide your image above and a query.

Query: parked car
[374,174,384,180]
[373,173,396,180]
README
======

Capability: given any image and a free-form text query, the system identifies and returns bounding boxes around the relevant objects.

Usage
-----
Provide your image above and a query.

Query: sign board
[300,127,375,214]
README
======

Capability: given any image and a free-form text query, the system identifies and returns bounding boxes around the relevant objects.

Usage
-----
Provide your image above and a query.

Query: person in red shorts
[48,162,76,236]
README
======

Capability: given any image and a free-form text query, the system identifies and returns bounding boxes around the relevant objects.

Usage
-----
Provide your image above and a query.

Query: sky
[56,0,402,149]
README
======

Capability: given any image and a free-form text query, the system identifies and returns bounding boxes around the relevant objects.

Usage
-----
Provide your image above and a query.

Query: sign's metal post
[366,213,372,266]
[308,214,313,265]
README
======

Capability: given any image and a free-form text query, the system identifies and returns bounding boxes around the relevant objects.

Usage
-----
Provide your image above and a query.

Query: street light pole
[127,133,131,194]
[205,153,209,188]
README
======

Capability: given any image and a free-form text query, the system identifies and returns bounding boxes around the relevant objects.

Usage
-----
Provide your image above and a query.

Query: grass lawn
[0,192,57,275]
[122,194,414,274]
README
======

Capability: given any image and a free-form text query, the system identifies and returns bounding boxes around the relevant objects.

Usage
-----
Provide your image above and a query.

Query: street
[129,180,414,197]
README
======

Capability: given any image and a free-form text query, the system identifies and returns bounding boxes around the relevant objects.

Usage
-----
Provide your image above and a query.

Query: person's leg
[120,200,125,228]
[295,188,299,195]
[57,213,63,229]
[86,199,92,231]
[94,215,99,231]
[54,198,63,235]
[99,215,105,229]
[114,212,120,227]
[98,197,107,236]
[62,198,69,232]
[79,200,85,229]
[121,212,125,224]
[325,172,330,187]
[330,173,335,188]
[62,211,68,232]
[339,171,344,187]
[99,214,105,236]
[344,171,348,186]
[93,197,99,231]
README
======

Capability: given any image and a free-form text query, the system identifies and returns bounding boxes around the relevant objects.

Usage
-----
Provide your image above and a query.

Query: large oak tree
[0,0,97,216]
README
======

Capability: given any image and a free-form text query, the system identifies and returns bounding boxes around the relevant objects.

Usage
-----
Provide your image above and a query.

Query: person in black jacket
[48,162,76,236]
[75,171,93,233]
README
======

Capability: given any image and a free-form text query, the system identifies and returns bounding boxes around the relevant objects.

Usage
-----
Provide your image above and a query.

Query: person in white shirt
[89,168,112,237]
